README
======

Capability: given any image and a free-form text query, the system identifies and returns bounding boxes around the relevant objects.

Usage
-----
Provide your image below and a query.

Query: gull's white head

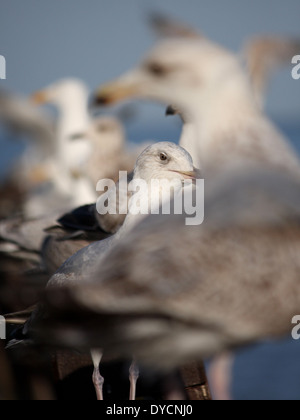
[31,78,89,110]
[134,141,198,183]
[94,38,253,118]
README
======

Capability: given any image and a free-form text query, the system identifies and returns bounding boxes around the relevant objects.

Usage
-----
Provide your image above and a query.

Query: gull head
[93,38,248,117]
[134,142,199,184]
[31,78,89,109]
[71,116,125,149]
[90,116,125,143]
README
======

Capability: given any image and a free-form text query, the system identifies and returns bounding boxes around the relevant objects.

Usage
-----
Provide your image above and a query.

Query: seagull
[42,205,110,275]
[32,78,92,176]
[0,215,60,272]
[149,14,300,109]
[0,88,54,151]
[165,105,200,168]
[0,89,56,217]
[31,78,97,212]
[70,115,141,189]
[42,164,300,375]
[31,79,147,214]
[93,27,300,178]
[23,142,200,400]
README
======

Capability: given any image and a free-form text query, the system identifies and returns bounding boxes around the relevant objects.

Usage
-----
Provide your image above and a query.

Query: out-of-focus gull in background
[30,78,97,213]
[149,14,300,109]
[71,115,149,187]
[0,81,143,278]
[243,36,300,108]
[0,89,54,151]
[0,89,55,218]
[94,22,300,177]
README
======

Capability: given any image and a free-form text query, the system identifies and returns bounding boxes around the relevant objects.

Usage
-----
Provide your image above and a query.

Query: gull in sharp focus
[26,142,200,400]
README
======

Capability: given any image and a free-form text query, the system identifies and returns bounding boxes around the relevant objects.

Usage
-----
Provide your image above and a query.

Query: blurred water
[232,338,300,400]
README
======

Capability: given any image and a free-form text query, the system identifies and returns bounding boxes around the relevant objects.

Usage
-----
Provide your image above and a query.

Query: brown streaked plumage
[41,166,300,372]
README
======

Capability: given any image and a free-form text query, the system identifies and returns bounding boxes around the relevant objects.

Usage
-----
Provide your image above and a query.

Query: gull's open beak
[92,72,142,107]
[31,90,49,105]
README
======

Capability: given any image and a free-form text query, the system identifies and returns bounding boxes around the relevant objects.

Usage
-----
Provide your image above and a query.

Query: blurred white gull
[38,142,199,400]
[149,14,300,109]
[94,36,300,177]
[0,89,54,149]
[92,25,300,398]
[71,115,144,188]
[31,79,146,216]
[30,78,96,213]
[0,89,55,203]
[32,78,91,175]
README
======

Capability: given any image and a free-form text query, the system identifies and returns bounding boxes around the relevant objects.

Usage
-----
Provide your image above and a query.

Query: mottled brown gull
[43,165,300,373]
[31,142,199,400]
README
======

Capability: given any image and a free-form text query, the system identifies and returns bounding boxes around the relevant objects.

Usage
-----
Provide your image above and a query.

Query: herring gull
[149,14,300,109]
[42,164,300,373]
[23,142,200,400]
[31,78,96,212]
[70,115,144,189]
[242,36,300,108]
[30,79,149,216]
[93,32,300,177]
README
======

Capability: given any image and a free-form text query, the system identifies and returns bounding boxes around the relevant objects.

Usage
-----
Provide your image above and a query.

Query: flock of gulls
[1,15,300,400]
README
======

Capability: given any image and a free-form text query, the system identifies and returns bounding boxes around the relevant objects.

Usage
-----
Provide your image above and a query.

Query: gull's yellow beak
[27,165,50,185]
[172,167,202,181]
[31,90,49,105]
[93,71,142,107]
[93,82,138,107]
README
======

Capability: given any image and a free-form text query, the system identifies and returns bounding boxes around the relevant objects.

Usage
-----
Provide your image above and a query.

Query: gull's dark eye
[146,62,169,77]
[159,152,168,162]
[97,123,111,133]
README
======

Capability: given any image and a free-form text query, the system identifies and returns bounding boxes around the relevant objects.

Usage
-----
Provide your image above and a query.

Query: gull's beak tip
[31,90,48,105]
[91,91,113,108]
[92,78,139,108]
